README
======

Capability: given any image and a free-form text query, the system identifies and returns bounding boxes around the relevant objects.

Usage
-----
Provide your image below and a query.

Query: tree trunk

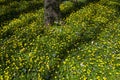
[44,0,61,26]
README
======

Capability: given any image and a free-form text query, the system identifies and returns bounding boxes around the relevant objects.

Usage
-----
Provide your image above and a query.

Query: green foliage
[0,0,120,80]
[60,1,74,14]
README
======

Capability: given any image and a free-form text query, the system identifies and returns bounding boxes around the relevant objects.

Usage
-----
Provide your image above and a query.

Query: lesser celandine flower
[103,77,107,80]
[83,76,87,80]
[96,76,100,80]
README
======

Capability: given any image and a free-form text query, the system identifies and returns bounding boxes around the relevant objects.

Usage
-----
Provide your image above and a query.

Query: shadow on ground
[61,0,100,18]
[0,1,43,26]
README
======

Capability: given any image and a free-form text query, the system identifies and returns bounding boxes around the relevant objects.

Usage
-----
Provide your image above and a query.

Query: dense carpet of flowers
[0,0,120,80]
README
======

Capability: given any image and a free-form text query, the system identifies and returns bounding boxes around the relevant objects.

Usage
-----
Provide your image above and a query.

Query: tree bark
[44,0,61,26]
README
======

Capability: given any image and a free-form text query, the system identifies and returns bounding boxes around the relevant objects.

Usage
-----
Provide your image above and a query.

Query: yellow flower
[87,69,91,75]
[83,76,87,80]
[0,76,3,80]
[77,55,81,60]
[29,52,33,57]
[96,76,100,80]
[30,57,33,63]
[20,48,26,53]
[103,77,107,80]
[63,61,66,64]
[4,71,10,80]
[54,76,57,79]
[19,57,22,62]
[46,64,50,70]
